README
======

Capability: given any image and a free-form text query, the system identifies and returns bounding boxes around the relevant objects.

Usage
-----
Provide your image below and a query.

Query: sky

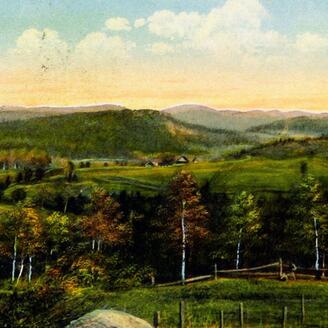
[0,0,328,110]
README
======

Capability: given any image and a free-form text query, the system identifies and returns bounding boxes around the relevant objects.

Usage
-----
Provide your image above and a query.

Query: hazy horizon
[1,102,328,114]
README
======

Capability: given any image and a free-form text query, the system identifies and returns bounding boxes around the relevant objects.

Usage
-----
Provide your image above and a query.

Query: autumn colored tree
[0,149,51,171]
[0,206,43,283]
[83,188,130,253]
[165,170,209,283]
[44,212,70,256]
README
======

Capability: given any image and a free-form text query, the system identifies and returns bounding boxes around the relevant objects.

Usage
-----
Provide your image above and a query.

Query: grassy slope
[2,157,328,202]
[0,109,254,159]
[75,158,328,194]
[18,279,328,327]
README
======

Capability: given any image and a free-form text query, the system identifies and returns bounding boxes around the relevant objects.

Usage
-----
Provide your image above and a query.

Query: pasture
[25,278,328,327]
[2,157,328,202]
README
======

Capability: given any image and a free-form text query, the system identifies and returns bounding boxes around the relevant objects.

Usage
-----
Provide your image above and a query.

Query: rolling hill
[0,109,257,159]
[248,116,328,136]
[163,104,328,131]
[229,136,328,160]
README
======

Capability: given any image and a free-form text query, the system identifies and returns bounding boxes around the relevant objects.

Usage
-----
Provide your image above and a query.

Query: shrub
[11,188,27,202]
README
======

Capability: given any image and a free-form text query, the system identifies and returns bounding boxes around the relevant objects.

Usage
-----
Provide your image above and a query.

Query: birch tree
[287,176,327,274]
[83,188,130,253]
[166,171,209,284]
[229,191,260,269]
[0,206,43,283]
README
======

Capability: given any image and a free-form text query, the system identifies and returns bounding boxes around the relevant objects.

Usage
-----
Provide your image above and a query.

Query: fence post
[215,264,218,280]
[151,274,156,286]
[301,294,305,325]
[282,306,288,328]
[179,300,185,328]
[239,303,244,328]
[153,311,160,328]
[220,310,224,328]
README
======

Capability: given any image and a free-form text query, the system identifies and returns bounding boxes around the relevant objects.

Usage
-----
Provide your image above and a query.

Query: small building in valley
[175,156,189,165]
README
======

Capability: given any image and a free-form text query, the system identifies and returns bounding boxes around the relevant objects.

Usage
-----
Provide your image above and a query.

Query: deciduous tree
[166,170,209,283]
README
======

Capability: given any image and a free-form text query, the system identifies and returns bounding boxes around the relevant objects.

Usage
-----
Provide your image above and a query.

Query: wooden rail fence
[156,259,328,288]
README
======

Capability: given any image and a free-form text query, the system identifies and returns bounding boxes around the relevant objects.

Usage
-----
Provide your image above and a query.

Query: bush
[0,285,65,327]
[11,188,27,202]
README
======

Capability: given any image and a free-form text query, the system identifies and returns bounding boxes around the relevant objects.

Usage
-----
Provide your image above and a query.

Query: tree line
[0,169,327,287]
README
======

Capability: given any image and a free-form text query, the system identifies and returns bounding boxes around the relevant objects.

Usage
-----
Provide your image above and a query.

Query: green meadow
[14,279,328,327]
[1,156,328,203]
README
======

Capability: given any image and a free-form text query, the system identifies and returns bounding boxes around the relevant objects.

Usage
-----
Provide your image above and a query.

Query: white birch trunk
[322,253,326,277]
[64,199,68,213]
[92,239,95,251]
[181,201,186,285]
[11,236,17,282]
[314,218,319,272]
[28,256,33,283]
[16,257,25,284]
[236,228,243,270]
[97,239,101,252]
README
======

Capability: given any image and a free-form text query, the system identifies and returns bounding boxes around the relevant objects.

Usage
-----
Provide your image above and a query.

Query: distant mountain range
[1,104,328,159]
[0,104,125,122]
[2,103,327,132]
[162,104,328,131]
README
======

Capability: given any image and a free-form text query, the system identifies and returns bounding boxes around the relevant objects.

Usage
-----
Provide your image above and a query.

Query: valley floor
[1,156,328,205]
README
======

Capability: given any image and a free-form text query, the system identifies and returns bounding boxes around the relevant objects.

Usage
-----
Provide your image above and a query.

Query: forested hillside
[248,117,328,136]
[0,109,256,158]
[230,137,328,160]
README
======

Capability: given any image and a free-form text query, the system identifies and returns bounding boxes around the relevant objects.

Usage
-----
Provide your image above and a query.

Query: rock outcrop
[66,309,153,328]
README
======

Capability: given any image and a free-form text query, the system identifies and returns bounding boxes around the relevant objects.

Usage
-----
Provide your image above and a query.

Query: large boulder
[66,309,153,328]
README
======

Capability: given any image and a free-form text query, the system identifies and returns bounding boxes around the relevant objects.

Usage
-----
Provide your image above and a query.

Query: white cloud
[148,10,203,39]
[105,17,131,31]
[149,42,174,55]
[74,32,136,67]
[134,18,146,29]
[146,0,288,61]
[295,33,328,53]
[5,27,136,74]
[7,28,70,70]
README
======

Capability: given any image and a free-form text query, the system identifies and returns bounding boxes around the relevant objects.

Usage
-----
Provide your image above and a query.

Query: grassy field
[68,157,328,194]
[34,278,328,327]
[2,157,328,203]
